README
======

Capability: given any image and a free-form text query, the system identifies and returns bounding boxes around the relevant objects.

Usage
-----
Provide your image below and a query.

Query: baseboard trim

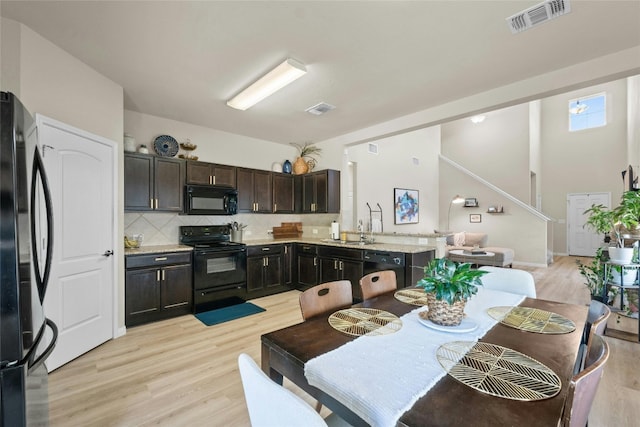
[512,261,549,268]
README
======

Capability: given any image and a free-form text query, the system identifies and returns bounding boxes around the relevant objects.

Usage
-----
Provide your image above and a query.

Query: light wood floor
[48,256,639,426]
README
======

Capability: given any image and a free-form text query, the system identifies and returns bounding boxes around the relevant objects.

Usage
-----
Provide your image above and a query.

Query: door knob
[103,250,114,257]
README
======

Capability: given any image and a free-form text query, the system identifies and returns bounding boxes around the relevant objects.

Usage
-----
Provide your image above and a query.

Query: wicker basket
[426,293,466,326]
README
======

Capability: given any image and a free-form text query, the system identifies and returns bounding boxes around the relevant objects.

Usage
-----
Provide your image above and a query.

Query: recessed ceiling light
[470,115,486,124]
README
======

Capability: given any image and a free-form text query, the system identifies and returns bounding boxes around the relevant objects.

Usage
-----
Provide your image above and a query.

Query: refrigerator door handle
[27,319,58,373]
[30,146,54,303]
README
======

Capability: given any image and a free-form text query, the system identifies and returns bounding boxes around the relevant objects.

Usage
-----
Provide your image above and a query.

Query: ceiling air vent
[368,143,378,155]
[506,0,571,34]
[305,102,335,116]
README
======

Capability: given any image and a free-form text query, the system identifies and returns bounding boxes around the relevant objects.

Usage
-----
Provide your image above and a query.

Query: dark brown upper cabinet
[186,161,236,188]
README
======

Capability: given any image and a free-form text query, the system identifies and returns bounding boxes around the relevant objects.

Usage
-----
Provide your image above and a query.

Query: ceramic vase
[293,157,309,175]
[123,134,136,152]
[282,159,292,174]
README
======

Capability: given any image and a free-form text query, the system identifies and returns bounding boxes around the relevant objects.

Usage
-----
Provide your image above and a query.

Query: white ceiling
[2,1,640,144]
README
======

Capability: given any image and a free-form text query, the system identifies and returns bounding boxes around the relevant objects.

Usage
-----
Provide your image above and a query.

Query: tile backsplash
[124,212,339,246]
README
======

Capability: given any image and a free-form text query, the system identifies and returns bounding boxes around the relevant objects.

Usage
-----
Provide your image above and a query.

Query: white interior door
[36,115,116,371]
[567,193,610,256]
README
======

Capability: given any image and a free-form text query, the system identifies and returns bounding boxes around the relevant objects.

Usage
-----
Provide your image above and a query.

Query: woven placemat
[487,306,576,334]
[328,308,402,337]
[394,288,429,306]
[436,341,561,401]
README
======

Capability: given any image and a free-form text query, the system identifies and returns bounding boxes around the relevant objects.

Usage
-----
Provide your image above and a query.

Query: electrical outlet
[312,229,318,234]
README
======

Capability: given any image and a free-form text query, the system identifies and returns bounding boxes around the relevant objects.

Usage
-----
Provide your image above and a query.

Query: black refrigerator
[1,91,58,426]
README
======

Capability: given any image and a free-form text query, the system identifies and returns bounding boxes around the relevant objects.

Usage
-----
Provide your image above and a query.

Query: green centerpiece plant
[417,258,487,326]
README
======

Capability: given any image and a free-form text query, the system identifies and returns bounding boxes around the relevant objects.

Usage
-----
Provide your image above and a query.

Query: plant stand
[603,261,640,342]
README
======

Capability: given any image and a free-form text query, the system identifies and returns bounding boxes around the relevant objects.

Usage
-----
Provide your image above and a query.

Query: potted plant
[575,247,610,302]
[416,258,487,326]
[290,142,322,175]
[584,191,640,264]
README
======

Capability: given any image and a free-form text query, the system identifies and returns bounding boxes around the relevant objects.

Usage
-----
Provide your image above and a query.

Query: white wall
[541,79,629,255]
[441,103,530,204]
[343,126,440,235]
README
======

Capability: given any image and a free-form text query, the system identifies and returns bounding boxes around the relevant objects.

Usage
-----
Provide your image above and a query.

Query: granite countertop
[124,244,193,256]
[243,238,435,254]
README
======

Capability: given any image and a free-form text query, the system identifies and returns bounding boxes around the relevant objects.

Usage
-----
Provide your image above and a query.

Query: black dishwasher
[363,250,406,288]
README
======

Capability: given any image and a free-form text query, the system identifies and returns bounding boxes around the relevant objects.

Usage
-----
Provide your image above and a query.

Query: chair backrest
[561,334,610,427]
[299,280,353,320]
[359,270,397,300]
[478,266,537,298]
[585,300,611,361]
[238,353,328,427]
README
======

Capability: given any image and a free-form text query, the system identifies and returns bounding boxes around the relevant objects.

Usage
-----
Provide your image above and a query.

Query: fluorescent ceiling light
[227,58,307,110]
[470,115,486,124]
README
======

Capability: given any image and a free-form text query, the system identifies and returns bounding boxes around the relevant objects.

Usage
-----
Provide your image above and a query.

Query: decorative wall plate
[328,308,402,337]
[154,135,179,157]
[436,341,561,401]
[487,306,576,334]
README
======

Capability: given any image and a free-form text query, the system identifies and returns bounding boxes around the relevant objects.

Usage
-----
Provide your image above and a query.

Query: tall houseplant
[584,190,640,263]
[417,258,487,326]
[576,247,610,301]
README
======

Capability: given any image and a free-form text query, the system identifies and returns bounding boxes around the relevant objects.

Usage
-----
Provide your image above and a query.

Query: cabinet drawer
[296,243,317,255]
[317,246,363,261]
[126,252,192,268]
[247,244,284,257]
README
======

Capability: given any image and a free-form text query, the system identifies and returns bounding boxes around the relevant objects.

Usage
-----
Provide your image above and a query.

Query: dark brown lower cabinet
[125,252,192,327]
[247,244,287,298]
[295,244,318,290]
[318,246,364,302]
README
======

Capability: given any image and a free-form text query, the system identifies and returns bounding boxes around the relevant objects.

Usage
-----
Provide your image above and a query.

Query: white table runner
[304,288,526,427]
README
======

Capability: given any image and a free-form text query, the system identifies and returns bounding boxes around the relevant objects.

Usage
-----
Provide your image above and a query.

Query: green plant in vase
[416,258,487,326]
[576,247,610,301]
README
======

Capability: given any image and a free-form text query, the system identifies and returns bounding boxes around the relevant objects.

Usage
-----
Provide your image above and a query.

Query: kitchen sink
[343,240,373,246]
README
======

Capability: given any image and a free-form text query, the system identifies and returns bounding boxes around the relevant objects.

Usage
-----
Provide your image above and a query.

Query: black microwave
[184,185,238,215]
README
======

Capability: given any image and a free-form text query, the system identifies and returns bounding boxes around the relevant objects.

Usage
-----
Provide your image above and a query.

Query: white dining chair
[478,266,537,298]
[238,353,351,427]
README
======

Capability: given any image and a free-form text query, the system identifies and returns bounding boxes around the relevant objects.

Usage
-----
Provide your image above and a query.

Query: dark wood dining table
[260,291,588,426]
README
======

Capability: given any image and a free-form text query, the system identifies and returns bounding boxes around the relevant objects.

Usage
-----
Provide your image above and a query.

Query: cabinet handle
[161,270,165,280]
[209,176,212,185]
[156,270,161,281]
[334,260,338,270]
[262,247,270,251]
[255,202,259,211]
[265,257,269,267]
[339,261,344,271]
[155,257,168,261]
[155,199,159,209]
[284,246,288,254]
[314,257,317,266]
[213,176,216,185]
[150,198,154,209]
[274,203,277,211]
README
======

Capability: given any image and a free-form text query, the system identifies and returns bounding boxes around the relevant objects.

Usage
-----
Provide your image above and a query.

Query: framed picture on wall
[470,214,481,223]
[394,188,419,224]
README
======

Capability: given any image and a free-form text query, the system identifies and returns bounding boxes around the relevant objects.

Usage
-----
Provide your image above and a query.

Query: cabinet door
[247,256,265,292]
[212,164,236,188]
[236,167,254,212]
[297,254,318,289]
[161,264,192,312]
[253,170,273,213]
[273,173,295,213]
[264,255,283,289]
[124,154,154,211]
[186,161,213,185]
[155,158,184,211]
[125,268,160,326]
[302,174,316,213]
[283,244,293,286]
[340,259,364,301]
[314,172,328,213]
[319,258,341,283]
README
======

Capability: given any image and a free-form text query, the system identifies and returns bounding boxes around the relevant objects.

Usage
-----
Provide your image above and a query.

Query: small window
[568,93,606,132]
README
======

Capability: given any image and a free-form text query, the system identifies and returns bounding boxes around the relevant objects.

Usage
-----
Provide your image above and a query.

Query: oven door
[193,248,247,312]
[193,248,246,290]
